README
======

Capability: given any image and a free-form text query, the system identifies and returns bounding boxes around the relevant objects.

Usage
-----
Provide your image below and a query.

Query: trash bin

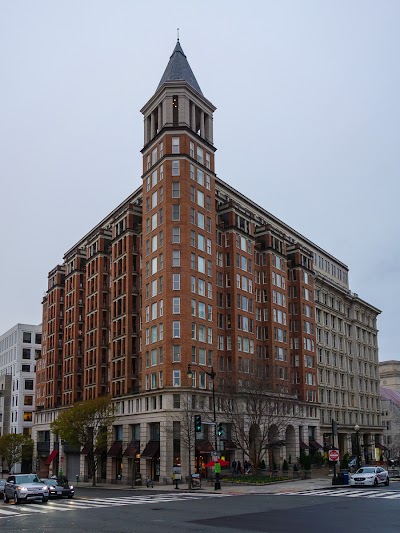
[342,472,349,485]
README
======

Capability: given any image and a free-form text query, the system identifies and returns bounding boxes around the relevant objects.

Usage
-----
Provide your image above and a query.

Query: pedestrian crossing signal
[195,415,202,432]
[217,423,223,437]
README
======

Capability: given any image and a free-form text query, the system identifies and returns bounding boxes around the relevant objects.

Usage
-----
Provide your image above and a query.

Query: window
[35,333,42,344]
[172,160,180,176]
[197,169,204,186]
[197,190,204,208]
[173,321,181,338]
[22,364,30,372]
[172,274,180,290]
[198,212,205,229]
[22,348,31,359]
[151,191,157,209]
[172,250,181,267]
[172,227,180,243]
[172,182,180,198]
[173,345,181,362]
[23,412,33,422]
[198,256,205,273]
[24,380,34,390]
[190,141,194,158]
[172,137,180,153]
[173,297,180,314]
[197,147,204,164]
[173,394,181,408]
[172,204,180,221]
[173,370,181,387]
[24,396,33,406]
[23,332,31,343]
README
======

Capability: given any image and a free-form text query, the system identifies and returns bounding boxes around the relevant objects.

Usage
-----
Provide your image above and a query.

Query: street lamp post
[354,424,361,470]
[187,363,221,490]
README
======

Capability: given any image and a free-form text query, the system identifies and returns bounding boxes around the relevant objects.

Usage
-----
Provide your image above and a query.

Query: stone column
[200,110,205,138]
[191,102,196,132]
[158,103,163,132]
[150,112,155,139]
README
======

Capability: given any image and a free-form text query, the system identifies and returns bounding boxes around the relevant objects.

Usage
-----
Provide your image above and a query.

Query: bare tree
[221,379,299,471]
[165,392,198,489]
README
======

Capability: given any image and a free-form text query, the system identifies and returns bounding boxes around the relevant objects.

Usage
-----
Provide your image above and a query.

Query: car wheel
[385,477,390,486]
[4,492,10,503]
[42,497,49,503]
[14,492,21,504]
[373,478,378,487]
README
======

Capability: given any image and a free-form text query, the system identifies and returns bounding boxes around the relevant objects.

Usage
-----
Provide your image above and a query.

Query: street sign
[211,452,220,461]
[329,449,339,462]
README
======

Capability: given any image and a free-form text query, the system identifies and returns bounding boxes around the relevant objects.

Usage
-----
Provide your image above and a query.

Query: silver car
[4,474,49,504]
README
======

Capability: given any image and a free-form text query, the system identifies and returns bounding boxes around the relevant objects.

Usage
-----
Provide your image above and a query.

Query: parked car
[350,466,389,487]
[3,474,49,504]
[0,479,6,498]
[41,478,74,498]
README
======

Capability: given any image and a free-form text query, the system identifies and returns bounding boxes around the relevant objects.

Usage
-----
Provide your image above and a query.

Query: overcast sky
[0,1,398,360]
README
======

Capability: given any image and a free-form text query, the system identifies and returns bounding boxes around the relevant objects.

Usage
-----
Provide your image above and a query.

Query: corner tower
[140,41,217,392]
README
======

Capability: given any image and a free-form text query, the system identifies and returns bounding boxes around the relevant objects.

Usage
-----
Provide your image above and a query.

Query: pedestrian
[232,460,237,475]
[237,461,241,475]
[146,476,153,488]
[243,460,248,474]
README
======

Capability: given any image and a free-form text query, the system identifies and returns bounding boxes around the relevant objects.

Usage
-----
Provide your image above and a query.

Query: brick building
[34,41,382,482]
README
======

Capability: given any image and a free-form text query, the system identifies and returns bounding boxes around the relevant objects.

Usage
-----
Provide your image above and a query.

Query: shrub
[311,451,324,466]
[282,460,289,471]
[341,453,349,470]
[258,459,266,470]
[303,454,312,470]
[293,464,299,472]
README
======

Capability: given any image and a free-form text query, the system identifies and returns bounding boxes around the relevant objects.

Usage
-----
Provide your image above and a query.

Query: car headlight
[69,485,74,490]
[17,486,28,492]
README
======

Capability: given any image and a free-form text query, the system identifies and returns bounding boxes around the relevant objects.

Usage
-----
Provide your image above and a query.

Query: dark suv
[4,474,49,504]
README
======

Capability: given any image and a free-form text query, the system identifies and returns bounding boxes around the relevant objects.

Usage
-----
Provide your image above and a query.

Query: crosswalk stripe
[11,505,49,514]
[0,492,232,519]
[274,488,400,500]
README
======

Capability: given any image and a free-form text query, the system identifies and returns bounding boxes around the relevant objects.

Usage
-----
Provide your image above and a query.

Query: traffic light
[217,423,224,437]
[194,415,202,432]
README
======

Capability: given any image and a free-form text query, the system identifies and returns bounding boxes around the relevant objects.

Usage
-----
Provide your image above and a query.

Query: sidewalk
[73,476,334,495]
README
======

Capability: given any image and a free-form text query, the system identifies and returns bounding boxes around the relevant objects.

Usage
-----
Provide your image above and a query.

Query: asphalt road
[2,485,400,532]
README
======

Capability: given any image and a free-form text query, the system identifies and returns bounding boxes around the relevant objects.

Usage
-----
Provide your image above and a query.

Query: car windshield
[15,475,41,483]
[42,479,57,486]
[356,467,375,474]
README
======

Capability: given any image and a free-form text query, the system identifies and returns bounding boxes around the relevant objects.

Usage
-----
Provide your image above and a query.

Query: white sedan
[350,466,389,487]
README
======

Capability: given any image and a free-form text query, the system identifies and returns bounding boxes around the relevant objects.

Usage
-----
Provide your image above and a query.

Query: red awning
[123,441,140,458]
[309,440,324,450]
[108,440,123,457]
[221,440,237,451]
[45,449,59,465]
[141,440,160,459]
[300,441,309,450]
[195,440,215,453]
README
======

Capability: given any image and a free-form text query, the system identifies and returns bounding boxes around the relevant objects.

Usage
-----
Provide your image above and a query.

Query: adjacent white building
[0,324,41,441]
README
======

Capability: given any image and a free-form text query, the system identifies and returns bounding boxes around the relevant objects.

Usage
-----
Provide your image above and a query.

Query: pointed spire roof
[157,40,203,95]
